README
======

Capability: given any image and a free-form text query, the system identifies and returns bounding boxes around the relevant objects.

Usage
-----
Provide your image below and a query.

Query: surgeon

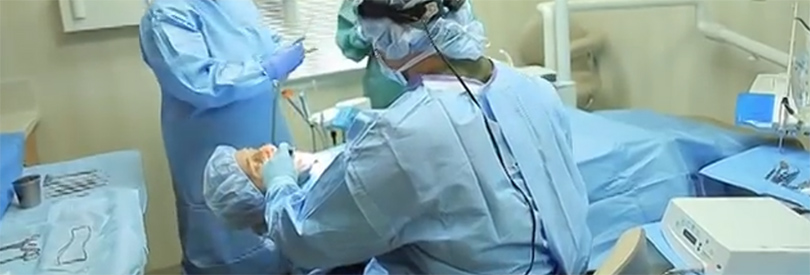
[206,0,592,274]
[139,0,305,273]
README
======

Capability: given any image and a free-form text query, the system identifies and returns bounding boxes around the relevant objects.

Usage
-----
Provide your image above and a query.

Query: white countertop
[0,110,39,137]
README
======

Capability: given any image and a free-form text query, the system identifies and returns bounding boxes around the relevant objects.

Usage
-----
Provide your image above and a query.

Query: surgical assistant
[139,0,304,273]
[337,0,405,108]
[206,0,592,274]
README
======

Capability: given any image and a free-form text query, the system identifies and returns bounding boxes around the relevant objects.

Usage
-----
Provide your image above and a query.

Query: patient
[203,144,316,231]
[233,145,316,191]
[202,144,321,274]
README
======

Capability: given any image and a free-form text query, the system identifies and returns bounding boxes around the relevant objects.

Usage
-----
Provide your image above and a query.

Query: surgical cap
[357,0,487,63]
[203,145,266,230]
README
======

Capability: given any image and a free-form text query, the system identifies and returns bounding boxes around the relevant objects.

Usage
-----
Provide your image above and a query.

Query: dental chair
[594,228,673,275]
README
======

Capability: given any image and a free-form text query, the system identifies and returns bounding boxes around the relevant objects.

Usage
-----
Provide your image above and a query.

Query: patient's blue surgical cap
[357,0,487,63]
[203,145,265,230]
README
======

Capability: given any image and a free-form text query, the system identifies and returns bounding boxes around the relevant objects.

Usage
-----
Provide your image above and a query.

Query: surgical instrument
[286,16,319,54]
[787,180,810,192]
[299,92,312,124]
[782,171,801,186]
[44,170,96,183]
[290,36,306,46]
[272,80,281,141]
[308,81,330,147]
[44,170,101,187]
[298,91,319,151]
[765,161,793,182]
[764,159,803,188]
[0,235,41,266]
[57,225,92,266]
[282,87,329,151]
[12,174,42,209]
[0,249,40,265]
[285,36,317,54]
[0,235,40,252]
[281,89,307,120]
[765,168,777,180]
[663,268,703,275]
[290,13,314,48]
[44,170,107,199]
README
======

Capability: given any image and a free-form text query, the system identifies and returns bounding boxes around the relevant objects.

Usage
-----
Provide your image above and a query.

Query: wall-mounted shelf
[58,0,146,33]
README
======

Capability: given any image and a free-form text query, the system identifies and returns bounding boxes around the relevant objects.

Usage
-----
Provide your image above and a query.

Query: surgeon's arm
[263,147,409,269]
[336,0,372,62]
[145,10,274,110]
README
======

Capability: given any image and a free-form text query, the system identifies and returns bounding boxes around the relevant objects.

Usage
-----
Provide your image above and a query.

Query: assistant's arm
[336,0,372,62]
[142,9,276,110]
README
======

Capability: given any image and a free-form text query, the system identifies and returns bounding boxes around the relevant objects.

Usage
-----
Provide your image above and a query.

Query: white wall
[0,0,802,271]
[474,0,800,120]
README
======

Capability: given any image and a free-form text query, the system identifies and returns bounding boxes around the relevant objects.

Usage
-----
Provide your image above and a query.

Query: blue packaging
[735,93,775,127]
[0,132,25,219]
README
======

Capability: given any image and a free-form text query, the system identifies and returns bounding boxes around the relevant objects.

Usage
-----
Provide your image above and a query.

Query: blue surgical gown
[139,0,293,273]
[263,61,592,274]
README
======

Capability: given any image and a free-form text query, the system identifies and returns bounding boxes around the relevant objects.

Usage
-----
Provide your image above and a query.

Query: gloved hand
[263,43,306,81]
[261,143,298,190]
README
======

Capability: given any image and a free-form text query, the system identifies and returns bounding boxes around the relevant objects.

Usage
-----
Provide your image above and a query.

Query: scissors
[0,235,41,265]
[0,235,39,252]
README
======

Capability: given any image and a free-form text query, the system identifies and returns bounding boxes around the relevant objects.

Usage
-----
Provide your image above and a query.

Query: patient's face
[233,145,318,187]
[235,145,276,184]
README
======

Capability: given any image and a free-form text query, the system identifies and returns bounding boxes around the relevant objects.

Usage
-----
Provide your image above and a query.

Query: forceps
[0,249,40,265]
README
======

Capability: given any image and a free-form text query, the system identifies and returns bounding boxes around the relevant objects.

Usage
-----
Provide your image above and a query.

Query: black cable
[782,97,796,116]
[419,20,538,275]
[796,17,810,32]
[780,97,804,126]
[310,124,317,151]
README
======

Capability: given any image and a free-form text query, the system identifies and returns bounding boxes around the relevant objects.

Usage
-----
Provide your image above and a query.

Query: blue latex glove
[263,43,306,81]
[261,143,298,191]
